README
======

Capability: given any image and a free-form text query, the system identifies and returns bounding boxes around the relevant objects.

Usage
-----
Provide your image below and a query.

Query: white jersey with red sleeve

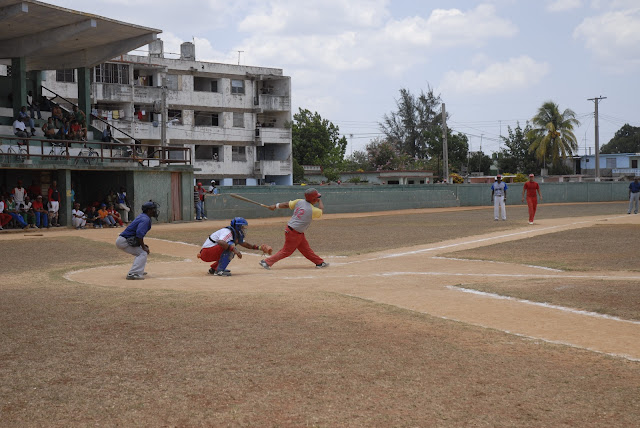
[201,227,234,249]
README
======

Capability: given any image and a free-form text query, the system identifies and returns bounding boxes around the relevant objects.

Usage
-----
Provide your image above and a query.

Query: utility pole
[588,96,606,181]
[237,50,244,65]
[442,103,449,183]
[349,134,353,157]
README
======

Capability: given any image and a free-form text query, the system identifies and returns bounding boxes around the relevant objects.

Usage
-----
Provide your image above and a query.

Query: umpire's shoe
[126,273,145,280]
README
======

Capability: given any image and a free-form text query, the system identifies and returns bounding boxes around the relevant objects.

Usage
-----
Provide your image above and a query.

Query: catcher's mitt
[259,244,273,255]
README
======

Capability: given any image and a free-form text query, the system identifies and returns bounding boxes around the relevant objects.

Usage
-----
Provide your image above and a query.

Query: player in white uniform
[259,188,328,270]
[491,174,508,221]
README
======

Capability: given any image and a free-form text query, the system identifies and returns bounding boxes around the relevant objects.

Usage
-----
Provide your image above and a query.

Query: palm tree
[527,101,580,169]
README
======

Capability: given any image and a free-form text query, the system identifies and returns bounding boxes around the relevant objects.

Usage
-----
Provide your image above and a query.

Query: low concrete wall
[202,182,630,220]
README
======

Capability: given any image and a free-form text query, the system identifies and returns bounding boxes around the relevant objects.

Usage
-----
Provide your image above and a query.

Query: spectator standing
[18,106,36,136]
[32,195,49,228]
[12,180,26,206]
[47,180,61,227]
[106,189,117,206]
[522,174,542,225]
[116,187,130,223]
[193,185,200,220]
[628,177,640,215]
[259,188,329,270]
[71,202,87,229]
[27,90,42,120]
[115,201,158,280]
[0,198,13,230]
[196,182,207,219]
[208,180,219,195]
[491,175,508,221]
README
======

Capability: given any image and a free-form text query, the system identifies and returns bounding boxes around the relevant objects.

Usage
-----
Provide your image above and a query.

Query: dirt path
[10,209,640,361]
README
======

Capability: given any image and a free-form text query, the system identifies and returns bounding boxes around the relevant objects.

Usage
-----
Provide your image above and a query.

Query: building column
[58,169,72,227]
[77,67,91,121]
[11,57,27,118]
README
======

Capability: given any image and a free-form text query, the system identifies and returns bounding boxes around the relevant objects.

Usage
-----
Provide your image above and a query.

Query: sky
[47,0,640,157]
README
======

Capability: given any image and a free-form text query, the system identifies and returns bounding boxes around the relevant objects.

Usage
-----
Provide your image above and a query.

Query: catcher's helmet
[230,217,248,241]
[304,188,321,203]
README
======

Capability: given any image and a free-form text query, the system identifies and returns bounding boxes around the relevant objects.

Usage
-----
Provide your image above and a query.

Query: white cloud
[546,0,583,12]
[573,8,640,71]
[439,56,550,95]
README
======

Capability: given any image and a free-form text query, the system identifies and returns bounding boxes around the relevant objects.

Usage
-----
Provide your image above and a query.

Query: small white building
[580,153,640,177]
[42,39,293,186]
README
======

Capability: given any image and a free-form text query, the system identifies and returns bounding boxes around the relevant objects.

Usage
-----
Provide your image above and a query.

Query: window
[232,178,246,186]
[168,109,182,125]
[231,79,244,94]
[194,112,219,127]
[632,160,638,169]
[94,63,130,84]
[387,180,400,185]
[195,145,220,160]
[606,158,616,169]
[56,69,75,83]
[194,77,218,92]
[232,146,246,162]
[233,112,244,128]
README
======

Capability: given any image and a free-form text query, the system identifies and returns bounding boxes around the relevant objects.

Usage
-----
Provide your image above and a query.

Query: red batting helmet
[304,187,321,203]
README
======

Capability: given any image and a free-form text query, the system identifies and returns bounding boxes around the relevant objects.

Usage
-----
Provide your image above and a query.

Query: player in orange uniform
[522,174,542,224]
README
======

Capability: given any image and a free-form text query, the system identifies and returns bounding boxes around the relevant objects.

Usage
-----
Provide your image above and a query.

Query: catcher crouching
[197,217,272,276]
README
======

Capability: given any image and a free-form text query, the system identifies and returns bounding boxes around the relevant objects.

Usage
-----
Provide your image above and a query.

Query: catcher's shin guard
[217,250,235,271]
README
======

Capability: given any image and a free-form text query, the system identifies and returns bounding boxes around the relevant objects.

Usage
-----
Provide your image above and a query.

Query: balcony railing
[0,135,192,167]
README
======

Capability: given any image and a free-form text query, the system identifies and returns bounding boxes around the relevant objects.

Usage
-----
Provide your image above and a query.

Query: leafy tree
[292,158,305,183]
[341,150,371,171]
[600,124,640,154]
[497,122,540,174]
[468,151,492,175]
[366,138,402,170]
[427,131,470,176]
[292,108,348,170]
[379,86,443,160]
[527,101,580,168]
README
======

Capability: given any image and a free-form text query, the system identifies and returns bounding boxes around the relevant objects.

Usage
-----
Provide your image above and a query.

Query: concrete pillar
[77,67,91,122]
[58,169,72,227]
[11,57,27,118]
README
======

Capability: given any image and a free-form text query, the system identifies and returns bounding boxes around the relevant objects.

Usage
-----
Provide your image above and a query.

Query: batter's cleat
[316,262,329,268]
[259,260,270,270]
[529,222,534,225]
[126,273,144,280]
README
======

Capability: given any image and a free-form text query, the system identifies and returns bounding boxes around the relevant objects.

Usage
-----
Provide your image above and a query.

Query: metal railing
[0,135,191,167]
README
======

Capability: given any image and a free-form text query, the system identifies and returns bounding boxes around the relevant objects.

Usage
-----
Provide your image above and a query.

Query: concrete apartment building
[42,39,293,186]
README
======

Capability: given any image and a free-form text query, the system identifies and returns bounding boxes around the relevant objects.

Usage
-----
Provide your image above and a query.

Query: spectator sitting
[71,202,87,229]
[13,116,29,142]
[41,117,56,139]
[41,95,52,112]
[20,195,36,228]
[86,206,101,228]
[27,90,42,120]
[98,203,117,227]
[56,118,70,140]
[32,195,48,228]
[72,105,87,128]
[106,189,117,206]
[18,106,36,136]
[0,198,13,230]
[69,119,86,141]
[5,195,28,229]
[102,125,113,143]
[51,103,64,127]
[107,204,124,227]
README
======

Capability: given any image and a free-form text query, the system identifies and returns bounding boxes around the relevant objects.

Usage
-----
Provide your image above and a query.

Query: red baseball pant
[527,197,538,222]
[199,245,225,269]
[264,226,323,267]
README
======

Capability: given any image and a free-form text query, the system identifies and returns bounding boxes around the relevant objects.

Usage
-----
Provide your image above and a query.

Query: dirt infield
[1,202,639,426]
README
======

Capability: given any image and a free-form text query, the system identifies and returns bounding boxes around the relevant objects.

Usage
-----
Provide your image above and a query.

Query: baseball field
[1,201,639,426]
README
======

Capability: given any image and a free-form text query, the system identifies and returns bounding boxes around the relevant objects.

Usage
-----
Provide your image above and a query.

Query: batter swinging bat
[229,193,270,208]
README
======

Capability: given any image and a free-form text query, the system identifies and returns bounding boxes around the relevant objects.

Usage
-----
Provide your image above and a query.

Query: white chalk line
[431,256,564,272]
[446,285,640,325]
[341,293,640,362]
[339,215,628,266]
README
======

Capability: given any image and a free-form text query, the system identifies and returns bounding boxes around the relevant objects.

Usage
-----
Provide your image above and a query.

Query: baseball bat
[229,193,270,208]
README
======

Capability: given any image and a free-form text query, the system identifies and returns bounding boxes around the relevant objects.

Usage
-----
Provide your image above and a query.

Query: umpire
[115,200,158,280]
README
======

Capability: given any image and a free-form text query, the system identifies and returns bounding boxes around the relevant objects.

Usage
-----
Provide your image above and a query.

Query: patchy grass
[456,278,640,321]
[152,202,625,256]
[444,224,640,272]
[2,282,639,427]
